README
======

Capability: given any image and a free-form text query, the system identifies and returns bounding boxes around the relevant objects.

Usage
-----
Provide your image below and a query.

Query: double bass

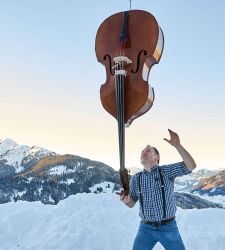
[95,8,164,196]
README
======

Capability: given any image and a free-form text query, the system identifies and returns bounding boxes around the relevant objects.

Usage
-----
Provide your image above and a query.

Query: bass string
[120,50,126,170]
[114,49,127,171]
[120,52,125,170]
[118,51,123,169]
[121,51,125,169]
[115,52,121,169]
[115,50,125,170]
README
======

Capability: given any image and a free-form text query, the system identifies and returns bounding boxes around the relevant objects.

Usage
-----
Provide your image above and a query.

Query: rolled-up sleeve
[129,174,139,202]
[163,161,192,179]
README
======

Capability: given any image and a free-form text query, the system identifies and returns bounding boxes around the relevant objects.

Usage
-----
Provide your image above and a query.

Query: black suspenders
[158,167,167,220]
[137,167,166,221]
[137,172,146,220]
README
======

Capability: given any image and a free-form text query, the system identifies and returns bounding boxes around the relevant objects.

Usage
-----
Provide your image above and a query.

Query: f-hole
[131,50,147,74]
[103,54,114,75]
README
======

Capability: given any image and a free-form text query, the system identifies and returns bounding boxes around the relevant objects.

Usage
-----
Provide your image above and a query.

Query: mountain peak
[0,138,18,155]
[0,138,57,174]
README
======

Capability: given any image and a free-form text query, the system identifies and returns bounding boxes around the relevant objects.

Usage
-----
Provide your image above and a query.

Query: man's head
[140,145,160,168]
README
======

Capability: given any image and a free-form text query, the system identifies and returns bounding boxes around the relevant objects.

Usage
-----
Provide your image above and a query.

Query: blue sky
[0,1,225,170]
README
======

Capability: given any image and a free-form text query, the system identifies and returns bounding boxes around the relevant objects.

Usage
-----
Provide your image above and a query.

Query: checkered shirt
[129,161,192,222]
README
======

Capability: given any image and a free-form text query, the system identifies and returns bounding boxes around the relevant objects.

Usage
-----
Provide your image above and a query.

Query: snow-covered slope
[192,169,225,196]
[0,138,57,174]
[0,193,224,250]
[190,193,225,207]
[0,138,18,155]
[175,174,199,192]
[175,168,223,192]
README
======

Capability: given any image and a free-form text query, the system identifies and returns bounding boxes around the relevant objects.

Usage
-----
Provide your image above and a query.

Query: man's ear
[157,155,160,163]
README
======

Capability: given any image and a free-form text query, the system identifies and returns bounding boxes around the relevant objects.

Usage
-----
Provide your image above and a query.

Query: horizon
[0,136,224,172]
[0,1,225,171]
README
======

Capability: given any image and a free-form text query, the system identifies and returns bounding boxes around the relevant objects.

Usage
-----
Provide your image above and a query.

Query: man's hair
[152,147,160,164]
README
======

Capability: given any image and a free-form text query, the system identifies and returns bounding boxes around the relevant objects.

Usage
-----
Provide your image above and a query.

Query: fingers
[168,128,177,136]
[163,138,171,144]
[120,194,126,201]
[116,191,127,196]
[121,196,131,204]
[116,191,127,198]
[168,129,175,135]
[116,192,130,203]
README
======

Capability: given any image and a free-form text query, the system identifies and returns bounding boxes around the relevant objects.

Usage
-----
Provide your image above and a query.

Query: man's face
[140,146,159,166]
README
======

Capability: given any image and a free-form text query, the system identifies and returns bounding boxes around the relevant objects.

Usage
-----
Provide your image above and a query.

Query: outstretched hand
[163,129,181,148]
[116,191,132,205]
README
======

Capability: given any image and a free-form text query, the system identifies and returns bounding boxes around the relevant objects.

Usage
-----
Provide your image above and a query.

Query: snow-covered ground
[191,192,225,207]
[0,193,225,250]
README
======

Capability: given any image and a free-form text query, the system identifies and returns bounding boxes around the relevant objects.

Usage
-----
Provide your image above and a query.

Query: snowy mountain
[0,138,224,209]
[0,138,18,155]
[127,165,223,193]
[175,168,222,192]
[0,155,121,204]
[0,138,57,176]
[175,192,223,209]
[0,138,121,205]
[0,193,224,250]
[191,169,225,196]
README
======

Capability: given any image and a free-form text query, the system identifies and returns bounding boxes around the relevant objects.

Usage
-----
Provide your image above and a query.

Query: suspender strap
[158,167,166,219]
[137,172,146,220]
[137,168,167,221]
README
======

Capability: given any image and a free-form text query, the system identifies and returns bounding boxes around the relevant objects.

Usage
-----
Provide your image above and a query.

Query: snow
[191,192,225,207]
[1,145,30,173]
[175,175,199,192]
[17,190,27,197]
[48,165,80,176]
[0,138,18,155]
[67,178,75,184]
[0,193,224,250]
[48,165,68,175]
[49,195,55,203]
[37,186,43,194]
[210,188,217,193]
[28,146,51,156]
[0,139,54,173]
[59,179,75,184]
[26,177,33,182]
[174,183,188,191]
[89,181,115,193]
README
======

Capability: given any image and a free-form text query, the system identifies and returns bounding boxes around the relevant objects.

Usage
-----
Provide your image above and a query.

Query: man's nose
[141,152,147,157]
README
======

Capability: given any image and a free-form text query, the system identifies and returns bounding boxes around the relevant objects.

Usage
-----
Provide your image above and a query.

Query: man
[118,129,196,250]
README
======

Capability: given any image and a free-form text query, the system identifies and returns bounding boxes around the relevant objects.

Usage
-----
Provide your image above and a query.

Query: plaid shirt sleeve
[129,174,139,202]
[163,161,192,179]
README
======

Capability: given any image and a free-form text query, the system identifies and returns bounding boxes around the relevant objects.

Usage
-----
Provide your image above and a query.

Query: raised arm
[163,129,197,171]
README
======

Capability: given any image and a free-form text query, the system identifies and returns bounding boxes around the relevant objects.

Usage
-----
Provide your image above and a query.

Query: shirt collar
[143,164,159,173]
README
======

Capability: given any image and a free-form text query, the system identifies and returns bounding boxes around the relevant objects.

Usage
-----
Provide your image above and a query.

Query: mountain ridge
[0,138,224,209]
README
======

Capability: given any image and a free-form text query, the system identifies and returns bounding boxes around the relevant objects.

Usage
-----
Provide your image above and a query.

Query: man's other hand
[163,129,180,148]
